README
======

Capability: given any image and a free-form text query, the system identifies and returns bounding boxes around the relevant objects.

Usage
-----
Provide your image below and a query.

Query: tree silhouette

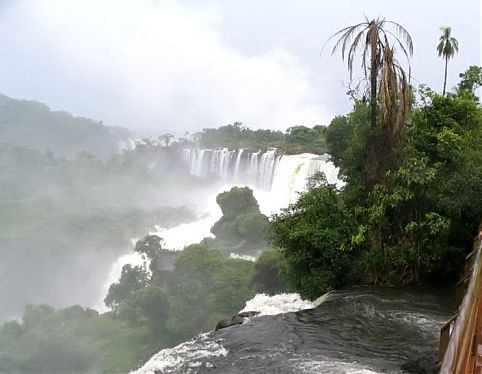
[437,26,459,96]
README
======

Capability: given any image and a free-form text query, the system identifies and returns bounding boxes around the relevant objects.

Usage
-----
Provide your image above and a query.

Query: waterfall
[182,148,341,211]
[269,153,339,206]
[191,149,208,177]
[248,151,261,186]
[256,149,277,191]
[234,149,244,182]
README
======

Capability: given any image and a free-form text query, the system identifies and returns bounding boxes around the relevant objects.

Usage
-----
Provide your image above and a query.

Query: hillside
[0,94,130,160]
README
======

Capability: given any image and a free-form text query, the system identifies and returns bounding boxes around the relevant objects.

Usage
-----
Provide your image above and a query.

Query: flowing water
[96,149,339,310]
[133,287,455,374]
[182,148,341,214]
[98,149,454,373]
[182,148,340,189]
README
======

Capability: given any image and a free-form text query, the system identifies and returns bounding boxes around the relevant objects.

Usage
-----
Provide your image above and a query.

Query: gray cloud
[0,0,479,134]
[0,0,333,133]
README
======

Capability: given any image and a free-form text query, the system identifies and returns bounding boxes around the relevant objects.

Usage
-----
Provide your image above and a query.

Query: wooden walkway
[439,231,482,373]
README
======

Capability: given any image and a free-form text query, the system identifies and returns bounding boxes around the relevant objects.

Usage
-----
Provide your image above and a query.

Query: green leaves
[271,181,357,299]
[211,187,268,254]
[274,82,482,291]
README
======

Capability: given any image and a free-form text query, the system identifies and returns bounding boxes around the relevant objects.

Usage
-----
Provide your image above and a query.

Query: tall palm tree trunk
[443,56,448,95]
[370,30,377,129]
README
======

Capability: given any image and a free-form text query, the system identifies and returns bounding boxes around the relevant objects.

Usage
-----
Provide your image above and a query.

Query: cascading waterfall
[256,149,277,190]
[182,148,341,211]
[248,151,261,185]
[233,149,244,182]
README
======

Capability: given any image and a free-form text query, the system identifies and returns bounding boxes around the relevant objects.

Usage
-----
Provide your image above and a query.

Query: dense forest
[192,122,328,154]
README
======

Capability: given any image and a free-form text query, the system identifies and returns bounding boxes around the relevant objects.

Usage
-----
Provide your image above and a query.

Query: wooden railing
[439,234,482,373]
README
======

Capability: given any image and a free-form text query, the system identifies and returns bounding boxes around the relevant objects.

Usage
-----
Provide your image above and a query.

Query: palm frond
[386,21,414,54]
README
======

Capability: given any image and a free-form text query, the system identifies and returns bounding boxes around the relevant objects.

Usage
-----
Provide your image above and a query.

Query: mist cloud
[0,0,332,133]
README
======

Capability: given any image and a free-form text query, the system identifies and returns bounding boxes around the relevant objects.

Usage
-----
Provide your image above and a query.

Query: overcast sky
[0,0,480,135]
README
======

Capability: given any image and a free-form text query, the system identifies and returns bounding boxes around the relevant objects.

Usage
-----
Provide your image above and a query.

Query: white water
[131,333,228,374]
[150,210,221,250]
[254,153,341,215]
[183,148,340,215]
[292,359,383,374]
[131,292,316,374]
[182,148,341,198]
[239,293,315,316]
[229,253,257,262]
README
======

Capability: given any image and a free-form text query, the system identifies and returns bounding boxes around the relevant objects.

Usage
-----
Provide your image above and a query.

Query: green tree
[457,65,482,102]
[165,245,255,340]
[211,187,268,253]
[135,235,166,280]
[118,285,169,335]
[271,173,357,299]
[324,115,352,166]
[22,304,55,329]
[251,248,287,294]
[104,264,150,311]
[437,26,459,96]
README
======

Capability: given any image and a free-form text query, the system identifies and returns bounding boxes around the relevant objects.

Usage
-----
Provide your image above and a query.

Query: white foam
[150,191,222,250]
[292,359,383,374]
[312,291,335,307]
[151,214,219,250]
[229,253,256,262]
[131,333,228,374]
[239,293,314,316]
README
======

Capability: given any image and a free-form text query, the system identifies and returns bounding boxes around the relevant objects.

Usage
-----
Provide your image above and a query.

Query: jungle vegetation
[1,17,481,374]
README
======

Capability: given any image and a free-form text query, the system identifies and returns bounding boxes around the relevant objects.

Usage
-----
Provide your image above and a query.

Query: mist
[0,0,331,133]
[0,96,229,321]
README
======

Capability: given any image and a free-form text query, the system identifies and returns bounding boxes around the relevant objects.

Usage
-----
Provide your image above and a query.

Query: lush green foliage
[196,122,327,154]
[272,68,482,296]
[457,65,482,103]
[251,248,288,294]
[165,245,255,341]
[0,235,258,373]
[0,304,162,374]
[210,187,269,254]
[104,265,150,311]
[271,173,357,298]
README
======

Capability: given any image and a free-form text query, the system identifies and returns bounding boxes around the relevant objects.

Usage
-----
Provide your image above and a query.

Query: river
[133,287,455,374]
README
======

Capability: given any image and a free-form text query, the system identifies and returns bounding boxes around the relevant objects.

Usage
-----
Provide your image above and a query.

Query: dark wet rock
[215,311,260,331]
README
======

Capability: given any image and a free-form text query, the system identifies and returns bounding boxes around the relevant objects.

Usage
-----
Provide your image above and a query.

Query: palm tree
[328,16,413,130]
[378,44,409,141]
[437,26,459,96]
[327,17,413,183]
